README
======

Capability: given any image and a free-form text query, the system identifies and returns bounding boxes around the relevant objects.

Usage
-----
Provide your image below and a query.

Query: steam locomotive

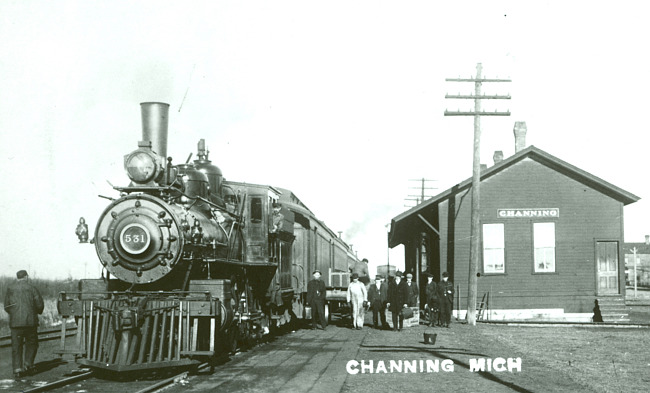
[57,102,359,373]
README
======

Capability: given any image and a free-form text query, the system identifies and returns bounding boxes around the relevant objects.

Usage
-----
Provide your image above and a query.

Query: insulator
[158,211,166,218]
[135,200,141,208]
[112,260,119,266]
[101,236,108,242]
[111,211,118,219]
[136,268,142,277]
[168,235,177,242]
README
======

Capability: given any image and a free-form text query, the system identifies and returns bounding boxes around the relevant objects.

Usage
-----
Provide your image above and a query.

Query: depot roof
[388,145,640,248]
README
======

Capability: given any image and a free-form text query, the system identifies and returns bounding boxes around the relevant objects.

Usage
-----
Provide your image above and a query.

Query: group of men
[305,266,454,331]
[424,271,455,328]
[368,271,454,331]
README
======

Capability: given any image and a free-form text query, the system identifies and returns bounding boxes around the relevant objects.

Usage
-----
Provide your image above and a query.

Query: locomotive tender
[57,102,358,373]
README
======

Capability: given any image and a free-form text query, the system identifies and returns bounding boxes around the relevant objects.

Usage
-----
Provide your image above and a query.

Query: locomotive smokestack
[140,102,170,160]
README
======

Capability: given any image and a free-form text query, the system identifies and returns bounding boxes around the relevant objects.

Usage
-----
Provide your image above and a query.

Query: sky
[1,1,649,280]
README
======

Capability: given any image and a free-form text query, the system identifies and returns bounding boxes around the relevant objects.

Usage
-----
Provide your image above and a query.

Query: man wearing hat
[387,271,408,331]
[367,275,388,329]
[306,270,327,329]
[405,273,419,307]
[269,202,284,234]
[3,270,44,378]
[346,273,367,329]
[437,272,454,328]
[424,273,439,327]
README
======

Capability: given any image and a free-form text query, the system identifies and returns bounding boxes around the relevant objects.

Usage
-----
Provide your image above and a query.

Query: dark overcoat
[405,281,419,307]
[4,280,44,328]
[387,279,408,313]
[306,278,326,305]
[367,281,388,310]
[437,280,454,304]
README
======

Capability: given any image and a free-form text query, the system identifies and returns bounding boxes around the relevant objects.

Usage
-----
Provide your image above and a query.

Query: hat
[351,273,359,279]
[424,272,433,278]
[313,270,321,275]
[16,270,28,279]
[406,273,413,278]
[361,258,368,263]
[442,271,449,278]
[272,202,282,208]
[395,271,403,277]
[375,275,383,280]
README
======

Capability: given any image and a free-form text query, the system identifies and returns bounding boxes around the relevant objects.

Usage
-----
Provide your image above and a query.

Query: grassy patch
[476,325,650,392]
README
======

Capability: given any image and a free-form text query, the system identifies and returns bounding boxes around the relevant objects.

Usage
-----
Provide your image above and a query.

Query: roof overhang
[389,145,640,248]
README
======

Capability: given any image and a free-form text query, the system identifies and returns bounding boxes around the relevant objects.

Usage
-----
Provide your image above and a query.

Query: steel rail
[21,370,94,393]
[18,362,209,393]
[133,362,210,393]
[0,326,78,348]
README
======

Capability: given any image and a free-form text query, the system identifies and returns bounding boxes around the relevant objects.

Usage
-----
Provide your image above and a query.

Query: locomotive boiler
[57,102,360,375]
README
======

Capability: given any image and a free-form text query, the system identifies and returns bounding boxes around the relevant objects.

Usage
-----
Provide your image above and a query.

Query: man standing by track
[438,272,454,328]
[387,271,408,331]
[4,270,44,379]
[346,273,367,330]
[306,270,327,330]
[367,275,388,329]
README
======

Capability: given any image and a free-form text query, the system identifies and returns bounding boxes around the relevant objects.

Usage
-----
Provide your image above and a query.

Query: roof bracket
[417,214,440,237]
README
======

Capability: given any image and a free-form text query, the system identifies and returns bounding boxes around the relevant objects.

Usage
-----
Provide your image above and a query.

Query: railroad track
[20,363,210,393]
[0,326,77,349]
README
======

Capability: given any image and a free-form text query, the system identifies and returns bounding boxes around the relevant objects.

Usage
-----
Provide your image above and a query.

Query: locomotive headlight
[125,151,157,183]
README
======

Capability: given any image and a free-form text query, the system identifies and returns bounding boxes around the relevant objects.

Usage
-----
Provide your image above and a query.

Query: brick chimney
[493,150,504,165]
[513,121,527,153]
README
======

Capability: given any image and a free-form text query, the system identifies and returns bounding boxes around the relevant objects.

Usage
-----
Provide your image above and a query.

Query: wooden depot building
[388,123,640,322]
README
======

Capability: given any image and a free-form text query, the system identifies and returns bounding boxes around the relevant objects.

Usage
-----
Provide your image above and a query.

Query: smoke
[344,202,395,240]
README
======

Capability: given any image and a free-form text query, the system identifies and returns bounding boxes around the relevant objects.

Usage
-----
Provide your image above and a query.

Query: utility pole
[385,223,391,273]
[405,178,437,208]
[445,63,511,326]
[631,247,638,299]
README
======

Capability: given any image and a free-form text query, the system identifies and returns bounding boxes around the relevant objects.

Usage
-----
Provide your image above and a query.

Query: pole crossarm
[444,110,511,116]
[445,78,511,82]
[445,94,511,99]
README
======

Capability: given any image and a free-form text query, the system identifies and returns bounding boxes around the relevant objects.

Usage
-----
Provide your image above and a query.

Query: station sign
[497,208,559,218]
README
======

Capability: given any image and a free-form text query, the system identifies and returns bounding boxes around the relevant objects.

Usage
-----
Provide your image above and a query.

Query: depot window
[534,222,556,273]
[482,223,505,274]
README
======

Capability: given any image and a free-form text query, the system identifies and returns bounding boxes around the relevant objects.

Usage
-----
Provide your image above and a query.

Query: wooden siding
[441,158,625,313]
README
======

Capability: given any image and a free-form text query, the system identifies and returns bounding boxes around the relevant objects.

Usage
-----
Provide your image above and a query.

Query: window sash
[534,223,556,272]
[483,223,505,274]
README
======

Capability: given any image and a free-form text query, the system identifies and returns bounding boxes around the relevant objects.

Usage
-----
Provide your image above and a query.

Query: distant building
[389,123,640,321]
[376,264,396,279]
[623,236,650,288]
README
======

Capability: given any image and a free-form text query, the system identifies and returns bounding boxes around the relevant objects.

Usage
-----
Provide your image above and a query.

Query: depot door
[596,241,619,295]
